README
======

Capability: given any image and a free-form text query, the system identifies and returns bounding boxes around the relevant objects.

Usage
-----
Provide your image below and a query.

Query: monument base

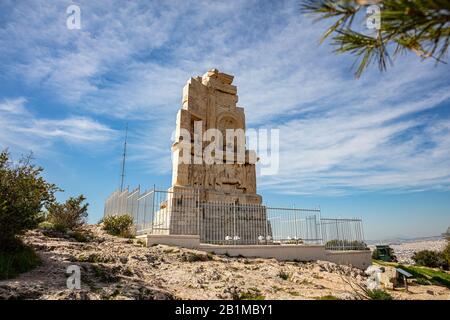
[136,234,372,270]
[151,186,269,244]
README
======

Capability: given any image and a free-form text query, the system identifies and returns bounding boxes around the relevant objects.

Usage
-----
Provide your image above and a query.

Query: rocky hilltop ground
[0,225,448,300]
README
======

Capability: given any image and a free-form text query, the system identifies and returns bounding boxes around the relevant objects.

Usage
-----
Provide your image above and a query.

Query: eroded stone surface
[171,69,261,204]
[160,70,269,242]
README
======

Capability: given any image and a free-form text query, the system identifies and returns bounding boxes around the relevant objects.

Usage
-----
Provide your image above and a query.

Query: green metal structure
[373,245,396,262]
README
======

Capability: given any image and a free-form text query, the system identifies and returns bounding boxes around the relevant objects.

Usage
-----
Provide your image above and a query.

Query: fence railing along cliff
[104,188,366,250]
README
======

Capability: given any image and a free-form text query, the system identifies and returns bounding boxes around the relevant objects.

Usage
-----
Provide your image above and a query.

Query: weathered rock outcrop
[1,225,448,300]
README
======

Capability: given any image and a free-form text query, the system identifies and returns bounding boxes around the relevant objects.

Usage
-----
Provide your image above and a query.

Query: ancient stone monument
[170,68,261,204]
[156,69,269,243]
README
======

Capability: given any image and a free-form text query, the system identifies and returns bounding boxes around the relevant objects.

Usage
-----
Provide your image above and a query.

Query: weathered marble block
[159,69,269,244]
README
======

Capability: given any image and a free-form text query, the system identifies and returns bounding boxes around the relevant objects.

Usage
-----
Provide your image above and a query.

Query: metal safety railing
[104,188,367,250]
[321,218,366,250]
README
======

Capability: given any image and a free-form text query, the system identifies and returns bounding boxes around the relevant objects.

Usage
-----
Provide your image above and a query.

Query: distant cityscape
[367,227,449,245]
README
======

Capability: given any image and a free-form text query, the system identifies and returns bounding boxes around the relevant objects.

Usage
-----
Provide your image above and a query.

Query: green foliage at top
[300,0,450,77]
[412,249,449,270]
[102,214,134,238]
[0,150,59,251]
[0,149,91,279]
[46,195,89,231]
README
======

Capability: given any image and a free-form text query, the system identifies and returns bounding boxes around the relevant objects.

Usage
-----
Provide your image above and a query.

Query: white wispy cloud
[0,0,449,195]
[0,97,27,114]
[258,89,450,194]
[0,98,117,153]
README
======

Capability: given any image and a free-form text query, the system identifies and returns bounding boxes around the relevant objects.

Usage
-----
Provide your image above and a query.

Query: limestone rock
[172,69,261,204]
[2,226,448,300]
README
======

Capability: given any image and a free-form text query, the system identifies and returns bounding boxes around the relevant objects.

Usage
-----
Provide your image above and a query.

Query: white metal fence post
[197,189,200,238]
[233,202,236,245]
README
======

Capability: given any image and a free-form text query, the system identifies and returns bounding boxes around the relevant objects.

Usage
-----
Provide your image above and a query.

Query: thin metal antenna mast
[120,123,128,192]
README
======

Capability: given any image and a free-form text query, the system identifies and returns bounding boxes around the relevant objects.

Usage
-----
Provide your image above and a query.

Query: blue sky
[0,0,449,240]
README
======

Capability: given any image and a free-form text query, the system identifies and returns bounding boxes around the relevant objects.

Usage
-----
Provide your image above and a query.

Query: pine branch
[300,0,450,77]
[332,29,391,77]
[300,0,361,43]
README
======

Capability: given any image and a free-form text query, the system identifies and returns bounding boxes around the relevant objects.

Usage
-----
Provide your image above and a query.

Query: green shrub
[76,253,113,263]
[135,239,146,247]
[414,277,432,285]
[316,295,340,300]
[102,215,134,238]
[443,239,450,267]
[38,220,91,242]
[38,221,56,230]
[365,289,393,300]
[46,195,88,231]
[91,264,120,283]
[0,244,41,280]
[68,230,90,243]
[0,150,58,251]
[277,270,291,280]
[238,288,265,300]
[38,221,67,233]
[412,250,448,269]
[181,252,210,262]
[325,239,367,250]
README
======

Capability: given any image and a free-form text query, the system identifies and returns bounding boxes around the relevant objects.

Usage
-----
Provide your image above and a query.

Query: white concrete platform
[137,234,371,269]
[137,234,200,249]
